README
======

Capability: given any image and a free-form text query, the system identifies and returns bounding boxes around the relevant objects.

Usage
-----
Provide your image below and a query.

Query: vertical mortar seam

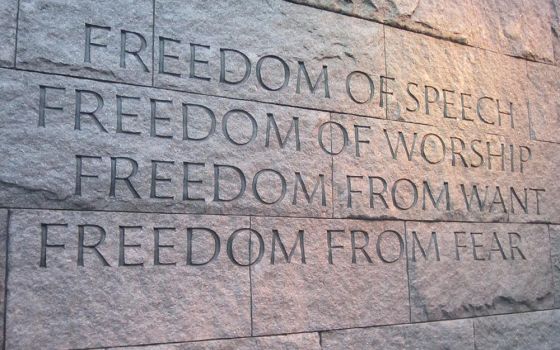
[12,0,21,68]
[524,59,536,141]
[472,319,476,350]
[249,216,254,336]
[383,24,388,120]
[547,224,557,307]
[404,221,412,323]
[329,112,334,219]
[2,210,11,350]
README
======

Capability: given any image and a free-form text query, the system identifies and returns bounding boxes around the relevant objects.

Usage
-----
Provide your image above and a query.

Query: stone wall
[0,0,559,349]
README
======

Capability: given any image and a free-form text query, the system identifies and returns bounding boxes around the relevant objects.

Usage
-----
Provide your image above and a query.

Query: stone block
[406,222,554,322]
[286,0,478,45]
[0,0,17,67]
[471,0,554,63]
[385,26,531,140]
[250,217,409,334]
[5,209,252,349]
[286,0,555,63]
[0,68,332,217]
[154,0,385,118]
[321,318,474,349]
[17,0,153,84]
[527,62,560,144]
[474,309,560,350]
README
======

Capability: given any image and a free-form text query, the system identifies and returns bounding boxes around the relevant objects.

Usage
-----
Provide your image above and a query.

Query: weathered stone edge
[283,0,472,45]
[10,0,556,67]
[282,0,557,65]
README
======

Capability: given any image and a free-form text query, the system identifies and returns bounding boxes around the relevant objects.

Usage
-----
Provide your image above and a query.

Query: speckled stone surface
[406,222,554,322]
[474,309,560,350]
[250,217,409,334]
[550,225,560,307]
[0,68,332,217]
[0,0,17,67]
[322,318,474,350]
[18,0,153,84]
[1,0,559,348]
[5,210,252,349]
[153,0,385,118]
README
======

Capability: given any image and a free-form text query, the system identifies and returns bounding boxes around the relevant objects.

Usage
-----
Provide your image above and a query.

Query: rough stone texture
[471,0,554,63]
[385,26,531,140]
[6,210,256,349]
[250,217,409,334]
[0,0,17,67]
[5,210,252,349]
[0,68,332,217]
[108,333,321,349]
[286,0,555,63]
[474,309,560,349]
[154,0,385,118]
[3,0,560,348]
[407,222,554,322]
[551,225,560,307]
[5,66,556,223]
[0,210,7,347]
[321,318,474,349]
[17,0,153,85]
[330,113,560,223]
[527,62,560,143]
[286,0,479,45]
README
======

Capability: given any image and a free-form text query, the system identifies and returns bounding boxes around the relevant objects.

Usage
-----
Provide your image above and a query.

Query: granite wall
[0,0,559,349]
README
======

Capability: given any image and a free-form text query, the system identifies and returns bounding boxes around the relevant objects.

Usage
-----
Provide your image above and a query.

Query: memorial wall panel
[1,0,559,348]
